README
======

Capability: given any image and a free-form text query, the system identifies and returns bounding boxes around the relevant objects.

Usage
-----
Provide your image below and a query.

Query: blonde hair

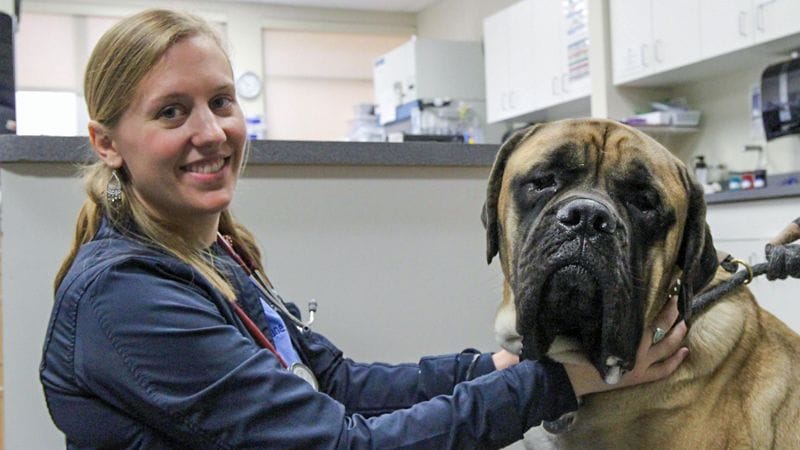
[55,9,262,301]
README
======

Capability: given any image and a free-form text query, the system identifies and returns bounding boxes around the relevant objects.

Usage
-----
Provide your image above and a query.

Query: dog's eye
[631,191,657,211]
[528,174,557,192]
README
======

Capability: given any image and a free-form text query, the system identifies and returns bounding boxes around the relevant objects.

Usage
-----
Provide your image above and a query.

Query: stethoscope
[216,233,319,390]
[216,233,317,331]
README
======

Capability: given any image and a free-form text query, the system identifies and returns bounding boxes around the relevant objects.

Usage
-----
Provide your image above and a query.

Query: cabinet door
[483,10,511,123]
[507,0,539,117]
[699,0,754,59]
[651,0,701,72]
[557,0,591,103]
[610,0,652,84]
[754,0,800,44]
[527,0,562,110]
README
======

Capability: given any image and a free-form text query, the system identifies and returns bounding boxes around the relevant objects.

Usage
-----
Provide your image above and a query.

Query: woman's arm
[45,258,573,449]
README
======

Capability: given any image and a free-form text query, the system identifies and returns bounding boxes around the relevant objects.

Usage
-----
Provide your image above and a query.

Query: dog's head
[483,118,717,382]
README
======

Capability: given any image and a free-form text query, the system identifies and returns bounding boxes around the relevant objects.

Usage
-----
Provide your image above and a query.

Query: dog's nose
[556,198,617,235]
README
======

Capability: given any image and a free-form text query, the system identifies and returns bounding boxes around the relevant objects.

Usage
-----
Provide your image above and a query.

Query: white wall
[416,0,517,41]
[20,0,416,120]
[672,66,800,174]
[0,0,13,16]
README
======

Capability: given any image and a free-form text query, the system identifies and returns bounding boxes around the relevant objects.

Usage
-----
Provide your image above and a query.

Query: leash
[691,217,800,316]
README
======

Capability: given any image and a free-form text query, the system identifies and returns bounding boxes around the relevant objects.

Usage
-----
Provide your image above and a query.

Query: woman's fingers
[651,294,680,342]
[642,346,689,382]
[648,320,688,363]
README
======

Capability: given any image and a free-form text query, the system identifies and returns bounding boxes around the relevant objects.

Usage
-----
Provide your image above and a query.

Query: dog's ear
[484,124,541,264]
[676,168,718,322]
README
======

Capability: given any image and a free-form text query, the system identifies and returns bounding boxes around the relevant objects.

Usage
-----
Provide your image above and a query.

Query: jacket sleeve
[292,327,499,416]
[68,259,577,449]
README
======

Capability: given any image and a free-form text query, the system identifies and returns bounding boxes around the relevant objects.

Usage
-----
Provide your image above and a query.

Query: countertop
[2,134,798,204]
[0,135,499,166]
[705,172,800,205]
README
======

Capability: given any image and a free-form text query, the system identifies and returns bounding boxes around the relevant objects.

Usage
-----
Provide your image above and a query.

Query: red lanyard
[217,234,289,369]
[230,301,289,368]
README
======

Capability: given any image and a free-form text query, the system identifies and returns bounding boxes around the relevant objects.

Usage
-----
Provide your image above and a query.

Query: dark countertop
[2,134,799,204]
[0,135,500,167]
[705,172,800,205]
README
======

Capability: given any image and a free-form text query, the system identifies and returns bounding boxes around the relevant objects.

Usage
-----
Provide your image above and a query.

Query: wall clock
[236,71,262,100]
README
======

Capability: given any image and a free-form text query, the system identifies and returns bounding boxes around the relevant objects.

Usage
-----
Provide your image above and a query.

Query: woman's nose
[190,107,226,147]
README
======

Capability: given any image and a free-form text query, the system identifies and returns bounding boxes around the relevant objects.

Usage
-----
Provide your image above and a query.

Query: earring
[106,169,123,207]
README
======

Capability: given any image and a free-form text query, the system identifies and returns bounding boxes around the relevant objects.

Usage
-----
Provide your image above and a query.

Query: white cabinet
[753,0,800,45]
[483,0,590,124]
[537,0,592,108]
[699,0,755,58]
[483,11,511,123]
[373,37,485,124]
[705,197,800,333]
[611,0,701,85]
[483,0,536,123]
[610,0,651,82]
[700,0,800,60]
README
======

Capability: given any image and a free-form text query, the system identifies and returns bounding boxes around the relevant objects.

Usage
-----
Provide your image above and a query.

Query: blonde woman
[40,9,688,449]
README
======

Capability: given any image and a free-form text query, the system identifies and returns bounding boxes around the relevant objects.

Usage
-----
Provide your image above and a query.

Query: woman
[40,9,688,449]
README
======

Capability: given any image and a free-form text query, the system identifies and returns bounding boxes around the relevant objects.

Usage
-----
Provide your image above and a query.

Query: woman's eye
[157,105,184,120]
[211,96,232,110]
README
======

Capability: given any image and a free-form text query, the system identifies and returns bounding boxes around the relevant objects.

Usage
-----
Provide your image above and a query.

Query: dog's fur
[484,118,800,448]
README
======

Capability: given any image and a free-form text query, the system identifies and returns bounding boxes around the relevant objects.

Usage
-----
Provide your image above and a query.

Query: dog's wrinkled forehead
[502,120,685,197]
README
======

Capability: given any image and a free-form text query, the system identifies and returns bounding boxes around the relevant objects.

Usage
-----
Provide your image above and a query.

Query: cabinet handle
[756,4,765,32]
[654,39,664,63]
[552,76,560,95]
[640,43,649,67]
[738,11,748,36]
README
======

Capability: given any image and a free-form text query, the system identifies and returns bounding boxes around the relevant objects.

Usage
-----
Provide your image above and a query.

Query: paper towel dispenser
[761,56,800,141]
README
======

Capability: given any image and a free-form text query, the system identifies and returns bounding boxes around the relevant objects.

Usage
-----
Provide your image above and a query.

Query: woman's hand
[563,294,689,397]
[492,349,520,370]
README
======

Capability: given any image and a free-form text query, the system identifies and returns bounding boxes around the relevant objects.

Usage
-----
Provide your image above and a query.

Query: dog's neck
[682,268,753,378]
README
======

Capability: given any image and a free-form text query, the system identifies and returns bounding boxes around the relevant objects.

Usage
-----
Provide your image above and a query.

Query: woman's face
[101,34,246,238]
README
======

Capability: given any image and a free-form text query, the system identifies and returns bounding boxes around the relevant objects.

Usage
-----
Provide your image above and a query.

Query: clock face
[236,71,262,99]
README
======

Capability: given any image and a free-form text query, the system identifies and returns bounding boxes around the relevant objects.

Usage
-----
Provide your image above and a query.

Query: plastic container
[728,172,742,191]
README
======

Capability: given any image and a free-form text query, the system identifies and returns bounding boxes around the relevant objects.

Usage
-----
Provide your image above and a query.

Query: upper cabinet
[700,0,800,58]
[484,0,590,124]
[753,0,800,44]
[610,0,701,85]
[699,0,754,58]
[612,0,800,86]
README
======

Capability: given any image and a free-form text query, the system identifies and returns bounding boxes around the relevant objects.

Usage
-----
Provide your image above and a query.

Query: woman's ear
[88,120,123,169]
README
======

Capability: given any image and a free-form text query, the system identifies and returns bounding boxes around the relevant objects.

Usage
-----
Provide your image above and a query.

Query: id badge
[290,362,319,391]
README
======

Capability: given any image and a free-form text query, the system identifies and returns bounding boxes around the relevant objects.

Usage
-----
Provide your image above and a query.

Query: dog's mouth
[517,258,638,385]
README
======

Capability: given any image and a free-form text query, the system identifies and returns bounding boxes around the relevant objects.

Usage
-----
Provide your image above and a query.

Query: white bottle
[694,156,708,185]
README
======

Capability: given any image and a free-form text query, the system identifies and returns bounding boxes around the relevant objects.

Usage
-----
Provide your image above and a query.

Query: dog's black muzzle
[516,195,638,382]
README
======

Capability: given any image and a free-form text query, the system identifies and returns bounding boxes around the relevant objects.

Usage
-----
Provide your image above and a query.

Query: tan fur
[490,119,800,449]
[548,273,800,449]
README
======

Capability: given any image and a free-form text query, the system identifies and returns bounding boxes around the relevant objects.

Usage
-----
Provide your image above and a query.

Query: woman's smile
[180,155,231,175]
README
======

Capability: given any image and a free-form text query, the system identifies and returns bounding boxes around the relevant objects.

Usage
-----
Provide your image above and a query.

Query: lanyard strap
[231,300,289,369]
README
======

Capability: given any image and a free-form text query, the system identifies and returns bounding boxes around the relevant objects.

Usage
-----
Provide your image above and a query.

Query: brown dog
[484,118,800,448]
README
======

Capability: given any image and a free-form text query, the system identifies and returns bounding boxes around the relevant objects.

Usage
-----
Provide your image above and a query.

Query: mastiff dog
[484,118,800,448]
